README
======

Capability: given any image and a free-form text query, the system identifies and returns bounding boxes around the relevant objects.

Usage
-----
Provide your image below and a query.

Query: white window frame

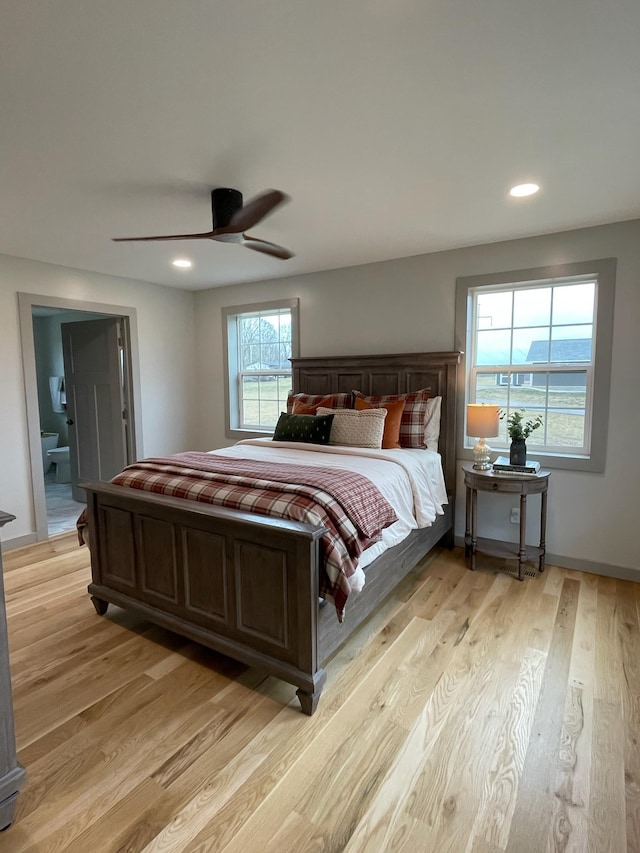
[455,259,616,473]
[222,298,299,439]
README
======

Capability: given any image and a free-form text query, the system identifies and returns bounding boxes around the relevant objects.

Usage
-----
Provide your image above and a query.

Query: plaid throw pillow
[352,388,430,448]
[286,391,353,414]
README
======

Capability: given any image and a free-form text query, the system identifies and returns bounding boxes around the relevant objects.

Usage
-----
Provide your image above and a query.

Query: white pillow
[424,396,442,451]
[316,407,387,448]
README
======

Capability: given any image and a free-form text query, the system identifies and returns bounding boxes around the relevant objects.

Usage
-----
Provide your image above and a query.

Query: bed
[83,351,461,714]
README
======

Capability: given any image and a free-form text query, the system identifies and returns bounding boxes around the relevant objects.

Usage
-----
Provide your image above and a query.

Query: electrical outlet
[510,507,520,524]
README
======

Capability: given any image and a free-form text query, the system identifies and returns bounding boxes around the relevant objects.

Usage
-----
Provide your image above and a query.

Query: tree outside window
[223,299,299,436]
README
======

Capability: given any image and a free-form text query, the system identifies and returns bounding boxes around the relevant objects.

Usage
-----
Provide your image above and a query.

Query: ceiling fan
[113,187,293,259]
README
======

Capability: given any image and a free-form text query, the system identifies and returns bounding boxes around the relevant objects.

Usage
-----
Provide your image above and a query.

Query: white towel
[49,376,66,413]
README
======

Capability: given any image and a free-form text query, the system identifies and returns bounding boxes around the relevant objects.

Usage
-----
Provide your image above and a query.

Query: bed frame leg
[91,596,109,616]
[440,503,455,549]
[440,528,455,550]
[296,669,327,716]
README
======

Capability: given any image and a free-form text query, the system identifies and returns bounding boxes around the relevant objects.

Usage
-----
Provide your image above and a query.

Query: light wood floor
[1,533,638,852]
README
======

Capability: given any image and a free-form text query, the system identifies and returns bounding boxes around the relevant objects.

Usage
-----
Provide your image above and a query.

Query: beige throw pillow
[316,406,387,449]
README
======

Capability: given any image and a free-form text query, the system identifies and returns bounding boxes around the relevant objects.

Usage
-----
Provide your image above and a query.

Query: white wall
[0,254,198,545]
[194,218,640,575]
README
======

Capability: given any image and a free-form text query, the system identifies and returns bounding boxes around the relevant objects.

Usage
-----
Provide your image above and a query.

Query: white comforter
[210,438,448,590]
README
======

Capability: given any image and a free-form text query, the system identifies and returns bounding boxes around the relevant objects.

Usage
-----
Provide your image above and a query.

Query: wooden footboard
[84,482,328,714]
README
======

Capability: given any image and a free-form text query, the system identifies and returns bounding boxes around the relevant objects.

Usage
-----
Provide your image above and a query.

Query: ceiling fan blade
[229,190,289,232]
[243,237,294,260]
[112,231,214,242]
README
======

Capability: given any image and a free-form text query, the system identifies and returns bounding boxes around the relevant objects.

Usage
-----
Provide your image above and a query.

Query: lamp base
[472,437,492,470]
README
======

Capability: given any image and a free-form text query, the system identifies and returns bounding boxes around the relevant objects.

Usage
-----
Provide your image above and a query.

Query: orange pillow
[289,392,352,414]
[291,401,318,415]
[354,396,405,449]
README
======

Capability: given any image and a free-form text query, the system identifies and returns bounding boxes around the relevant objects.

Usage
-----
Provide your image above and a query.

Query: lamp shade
[466,404,500,438]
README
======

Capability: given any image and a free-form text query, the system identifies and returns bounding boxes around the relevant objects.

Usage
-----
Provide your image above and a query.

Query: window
[456,259,615,472]
[223,299,299,437]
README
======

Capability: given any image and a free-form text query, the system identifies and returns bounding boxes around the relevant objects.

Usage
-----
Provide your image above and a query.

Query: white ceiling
[2,1,639,291]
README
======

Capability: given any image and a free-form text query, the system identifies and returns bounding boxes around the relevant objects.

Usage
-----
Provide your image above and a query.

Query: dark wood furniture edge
[83,483,327,708]
[84,351,462,714]
[0,512,26,831]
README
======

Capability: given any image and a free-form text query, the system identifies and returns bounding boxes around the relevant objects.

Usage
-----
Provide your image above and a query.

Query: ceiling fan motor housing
[211,188,243,229]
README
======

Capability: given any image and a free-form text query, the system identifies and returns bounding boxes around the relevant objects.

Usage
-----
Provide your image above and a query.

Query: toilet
[47,446,71,484]
[41,432,59,474]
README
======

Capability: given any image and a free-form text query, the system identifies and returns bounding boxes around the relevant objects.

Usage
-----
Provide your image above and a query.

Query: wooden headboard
[291,351,462,495]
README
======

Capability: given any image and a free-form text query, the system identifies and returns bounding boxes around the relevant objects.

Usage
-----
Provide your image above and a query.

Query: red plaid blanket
[107,452,397,620]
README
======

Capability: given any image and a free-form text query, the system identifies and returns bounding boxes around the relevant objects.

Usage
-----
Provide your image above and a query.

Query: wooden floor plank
[403,577,544,851]
[13,683,236,852]
[616,579,640,850]
[168,615,451,853]
[588,699,626,853]
[547,571,598,853]
[212,575,492,853]
[504,578,580,853]
[0,534,637,852]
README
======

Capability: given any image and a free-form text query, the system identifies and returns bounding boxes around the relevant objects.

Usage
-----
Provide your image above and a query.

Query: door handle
[66,419,74,425]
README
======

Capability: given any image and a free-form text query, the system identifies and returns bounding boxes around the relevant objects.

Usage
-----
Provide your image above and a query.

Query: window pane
[459,261,613,469]
[507,380,538,404]
[226,300,297,433]
[240,345,254,370]
[476,291,512,330]
[241,374,289,428]
[552,283,595,325]
[546,409,586,447]
[238,309,294,427]
[473,373,508,405]
[279,319,291,344]
[550,326,593,362]
[476,329,511,365]
[546,371,587,447]
[470,284,594,452]
[512,328,550,365]
[473,369,588,452]
[524,335,550,364]
[513,287,551,328]
[241,377,259,425]
[507,371,587,450]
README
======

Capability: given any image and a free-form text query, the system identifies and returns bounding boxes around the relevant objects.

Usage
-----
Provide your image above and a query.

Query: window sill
[226,427,272,442]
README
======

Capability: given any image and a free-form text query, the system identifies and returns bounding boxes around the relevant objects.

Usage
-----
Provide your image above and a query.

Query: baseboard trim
[544,552,639,582]
[453,535,638,583]
[1,532,38,553]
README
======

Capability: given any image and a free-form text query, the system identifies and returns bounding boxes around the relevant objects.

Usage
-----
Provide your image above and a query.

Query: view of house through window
[469,277,596,455]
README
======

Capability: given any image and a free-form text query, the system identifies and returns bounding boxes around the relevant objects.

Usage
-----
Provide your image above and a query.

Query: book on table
[492,456,541,475]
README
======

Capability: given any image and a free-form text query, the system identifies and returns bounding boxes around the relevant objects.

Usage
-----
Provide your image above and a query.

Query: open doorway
[18,293,144,542]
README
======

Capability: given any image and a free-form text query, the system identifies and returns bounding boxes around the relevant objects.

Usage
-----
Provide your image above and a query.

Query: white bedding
[210,438,448,592]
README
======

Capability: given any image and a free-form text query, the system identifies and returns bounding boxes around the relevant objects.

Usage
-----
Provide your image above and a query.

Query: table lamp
[466,404,500,470]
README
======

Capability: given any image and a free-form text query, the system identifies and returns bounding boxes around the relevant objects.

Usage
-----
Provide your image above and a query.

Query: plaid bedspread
[98,452,397,620]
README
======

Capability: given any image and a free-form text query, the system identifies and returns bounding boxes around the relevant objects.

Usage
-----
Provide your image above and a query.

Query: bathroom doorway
[18,293,143,542]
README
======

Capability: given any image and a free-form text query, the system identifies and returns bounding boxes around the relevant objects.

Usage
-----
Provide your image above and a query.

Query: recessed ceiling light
[172,258,192,269]
[509,183,540,198]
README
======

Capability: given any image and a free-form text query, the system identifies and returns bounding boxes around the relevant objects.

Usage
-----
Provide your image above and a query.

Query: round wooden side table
[463,463,551,581]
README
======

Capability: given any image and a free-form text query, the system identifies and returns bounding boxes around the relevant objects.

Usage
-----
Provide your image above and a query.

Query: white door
[62,318,130,502]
